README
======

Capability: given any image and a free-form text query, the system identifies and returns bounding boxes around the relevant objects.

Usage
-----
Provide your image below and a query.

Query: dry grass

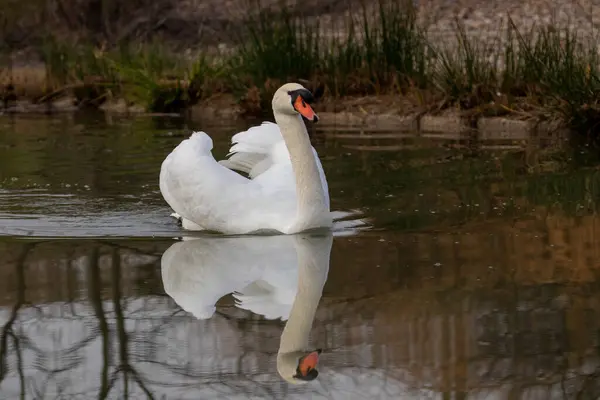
[0,66,46,99]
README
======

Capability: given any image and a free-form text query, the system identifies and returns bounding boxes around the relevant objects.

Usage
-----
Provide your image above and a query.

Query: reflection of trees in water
[89,246,156,399]
[472,286,600,399]
[0,242,163,399]
[0,242,302,399]
[1,242,600,398]
[0,243,30,399]
[340,285,600,398]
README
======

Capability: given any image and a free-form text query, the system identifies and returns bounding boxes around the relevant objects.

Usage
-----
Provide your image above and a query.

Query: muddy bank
[0,92,569,141]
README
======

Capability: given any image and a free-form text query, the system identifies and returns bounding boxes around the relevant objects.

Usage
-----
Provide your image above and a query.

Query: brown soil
[318,94,427,115]
[199,92,424,114]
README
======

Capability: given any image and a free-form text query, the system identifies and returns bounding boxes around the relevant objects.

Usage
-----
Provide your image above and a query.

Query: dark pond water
[1,113,600,399]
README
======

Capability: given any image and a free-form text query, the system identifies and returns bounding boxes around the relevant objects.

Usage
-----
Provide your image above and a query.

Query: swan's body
[160,232,331,383]
[159,83,332,235]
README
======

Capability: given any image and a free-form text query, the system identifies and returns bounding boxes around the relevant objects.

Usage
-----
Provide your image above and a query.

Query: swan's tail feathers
[186,131,214,154]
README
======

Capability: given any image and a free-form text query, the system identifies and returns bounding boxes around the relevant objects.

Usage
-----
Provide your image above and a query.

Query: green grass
[3,0,600,133]
[226,0,429,100]
[37,37,190,110]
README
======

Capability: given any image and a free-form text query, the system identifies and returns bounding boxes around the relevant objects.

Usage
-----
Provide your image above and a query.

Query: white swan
[159,82,332,235]
[160,232,332,383]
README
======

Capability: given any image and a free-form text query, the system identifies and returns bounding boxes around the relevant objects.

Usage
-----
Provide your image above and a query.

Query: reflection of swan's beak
[294,349,322,381]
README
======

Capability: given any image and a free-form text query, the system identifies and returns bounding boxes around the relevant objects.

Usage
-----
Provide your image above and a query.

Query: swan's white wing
[161,236,298,319]
[218,122,283,178]
[220,122,330,206]
[159,130,299,234]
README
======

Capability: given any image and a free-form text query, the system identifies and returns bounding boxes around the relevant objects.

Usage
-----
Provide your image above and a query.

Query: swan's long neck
[279,235,332,353]
[274,113,329,223]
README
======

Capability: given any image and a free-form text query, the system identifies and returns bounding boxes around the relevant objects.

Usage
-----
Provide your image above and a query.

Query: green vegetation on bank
[2,0,600,133]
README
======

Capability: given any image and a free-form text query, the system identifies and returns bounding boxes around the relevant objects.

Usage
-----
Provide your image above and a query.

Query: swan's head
[277,349,321,384]
[272,82,319,122]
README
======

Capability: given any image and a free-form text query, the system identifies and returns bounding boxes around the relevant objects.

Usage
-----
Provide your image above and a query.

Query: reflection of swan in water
[160,232,332,383]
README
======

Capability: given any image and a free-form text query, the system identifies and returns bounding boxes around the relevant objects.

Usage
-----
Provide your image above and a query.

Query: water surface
[1,113,600,399]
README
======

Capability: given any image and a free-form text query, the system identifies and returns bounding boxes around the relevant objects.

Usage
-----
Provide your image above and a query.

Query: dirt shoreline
[0,93,568,140]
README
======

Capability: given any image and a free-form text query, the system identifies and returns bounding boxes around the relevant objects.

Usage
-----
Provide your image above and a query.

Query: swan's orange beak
[294,96,319,122]
[298,350,320,377]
